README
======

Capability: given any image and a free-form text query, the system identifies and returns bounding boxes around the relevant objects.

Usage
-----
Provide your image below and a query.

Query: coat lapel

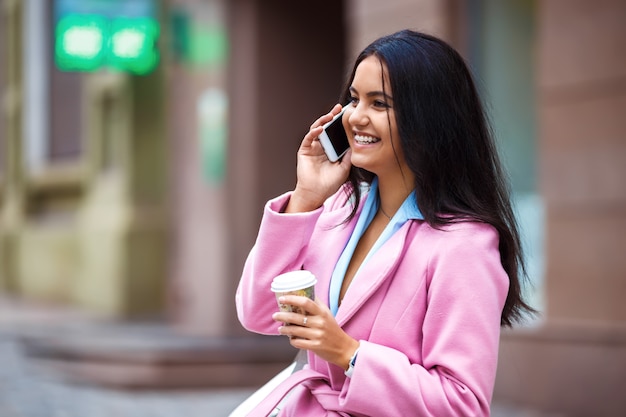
[334,221,413,326]
[311,205,361,310]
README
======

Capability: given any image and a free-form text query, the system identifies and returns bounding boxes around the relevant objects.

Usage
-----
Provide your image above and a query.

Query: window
[467,0,544,316]
[23,0,83,173]
[48,0,84,163]
[48,65,83,162]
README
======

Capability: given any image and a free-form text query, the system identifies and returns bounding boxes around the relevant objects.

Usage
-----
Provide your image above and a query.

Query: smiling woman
[235,29,536,417]
[343,56,411,198]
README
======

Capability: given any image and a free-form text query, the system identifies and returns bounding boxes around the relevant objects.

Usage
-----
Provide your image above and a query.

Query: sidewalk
[0,295,297,388]
[0,334,253,417]
[0,295,264,417]
[0,296,562,416]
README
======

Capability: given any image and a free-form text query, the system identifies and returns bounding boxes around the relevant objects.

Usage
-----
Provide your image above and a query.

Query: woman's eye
[374,100,390,108]
[349,97,359,105]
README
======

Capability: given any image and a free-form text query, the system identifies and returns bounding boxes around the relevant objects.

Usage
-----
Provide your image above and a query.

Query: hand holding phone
[318,105,350,162]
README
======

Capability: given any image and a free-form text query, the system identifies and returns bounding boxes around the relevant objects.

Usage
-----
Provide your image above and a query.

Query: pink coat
[236,188,509,417]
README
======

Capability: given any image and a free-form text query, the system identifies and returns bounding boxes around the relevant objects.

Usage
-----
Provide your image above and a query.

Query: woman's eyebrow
[349,86,393,101]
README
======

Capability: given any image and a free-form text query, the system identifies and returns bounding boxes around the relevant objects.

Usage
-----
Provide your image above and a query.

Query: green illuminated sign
[55,14,160,74]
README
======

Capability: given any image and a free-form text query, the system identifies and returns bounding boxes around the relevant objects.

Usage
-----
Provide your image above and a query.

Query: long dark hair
[338,29,535,327]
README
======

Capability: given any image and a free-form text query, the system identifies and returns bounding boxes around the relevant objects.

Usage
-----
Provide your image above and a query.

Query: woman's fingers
[273,311,306,326]
[276,295,319,314]
[301,103,347,155]
[272,296,320,328]
[301,125,324,148]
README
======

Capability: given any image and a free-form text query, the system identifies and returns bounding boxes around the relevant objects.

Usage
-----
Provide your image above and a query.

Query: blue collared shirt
[329,178,424,316]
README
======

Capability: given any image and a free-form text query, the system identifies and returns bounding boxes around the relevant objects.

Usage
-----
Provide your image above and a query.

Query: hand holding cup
[271,270,316,318]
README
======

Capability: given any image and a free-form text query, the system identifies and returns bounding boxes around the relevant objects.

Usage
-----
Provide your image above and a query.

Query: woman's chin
[349,154,373,171]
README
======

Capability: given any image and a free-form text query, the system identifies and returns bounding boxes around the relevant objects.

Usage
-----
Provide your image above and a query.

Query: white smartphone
[318,105,350,162]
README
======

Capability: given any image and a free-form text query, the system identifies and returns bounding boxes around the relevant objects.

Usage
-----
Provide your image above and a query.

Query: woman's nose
[348,104,367,127]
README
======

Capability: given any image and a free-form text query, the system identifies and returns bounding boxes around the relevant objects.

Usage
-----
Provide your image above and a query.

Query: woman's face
[343,55,409,179]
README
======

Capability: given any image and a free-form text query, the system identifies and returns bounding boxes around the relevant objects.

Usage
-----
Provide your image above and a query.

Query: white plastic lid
[270,270,317,292]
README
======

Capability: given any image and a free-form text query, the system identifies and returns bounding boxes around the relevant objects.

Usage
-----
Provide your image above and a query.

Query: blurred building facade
[1,0,624,415]
[0,0,169,316]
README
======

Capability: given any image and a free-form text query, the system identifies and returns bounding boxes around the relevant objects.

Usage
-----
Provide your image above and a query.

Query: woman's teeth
[354,134,380,144]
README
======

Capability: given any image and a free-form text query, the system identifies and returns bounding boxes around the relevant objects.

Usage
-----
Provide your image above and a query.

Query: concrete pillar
[0,0,24,292]
[164,0,231,336]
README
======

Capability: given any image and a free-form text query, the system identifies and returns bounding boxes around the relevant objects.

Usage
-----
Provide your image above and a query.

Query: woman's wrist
[344,343,361,377]
[285,189,325,213]
[343,342,361,371]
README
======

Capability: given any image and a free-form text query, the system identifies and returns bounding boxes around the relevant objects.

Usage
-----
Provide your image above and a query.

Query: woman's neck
[376,174,414,219]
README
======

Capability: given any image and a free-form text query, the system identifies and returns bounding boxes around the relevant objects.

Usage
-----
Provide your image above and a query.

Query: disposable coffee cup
[270,270,317,315]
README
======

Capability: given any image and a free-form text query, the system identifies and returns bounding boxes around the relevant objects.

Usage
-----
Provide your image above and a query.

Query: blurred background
[0,0,624,416]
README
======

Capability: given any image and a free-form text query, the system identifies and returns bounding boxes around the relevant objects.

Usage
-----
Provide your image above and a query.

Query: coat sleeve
[235,192,324,335]
[338,223,509,417]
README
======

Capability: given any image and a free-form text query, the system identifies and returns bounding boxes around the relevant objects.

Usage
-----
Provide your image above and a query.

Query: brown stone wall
[539,0,626,323]
[494,0,626,415]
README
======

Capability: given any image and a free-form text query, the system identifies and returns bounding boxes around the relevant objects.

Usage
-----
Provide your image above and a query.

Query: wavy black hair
[338,29,535,327]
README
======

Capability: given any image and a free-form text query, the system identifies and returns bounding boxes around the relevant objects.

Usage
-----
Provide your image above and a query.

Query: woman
[235,29,535,417]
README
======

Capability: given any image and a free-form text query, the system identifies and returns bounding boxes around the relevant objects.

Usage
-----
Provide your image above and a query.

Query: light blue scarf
[329,178,423,315]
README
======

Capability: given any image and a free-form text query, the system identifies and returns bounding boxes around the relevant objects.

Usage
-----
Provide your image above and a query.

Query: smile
[354,134,380,145]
